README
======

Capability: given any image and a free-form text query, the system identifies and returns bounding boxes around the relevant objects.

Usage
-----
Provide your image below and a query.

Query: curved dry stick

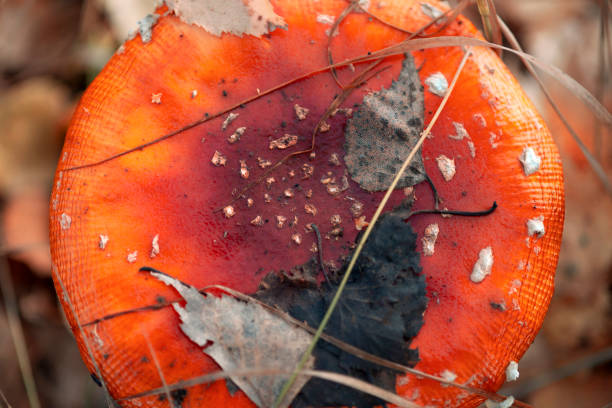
[327,0,360,89]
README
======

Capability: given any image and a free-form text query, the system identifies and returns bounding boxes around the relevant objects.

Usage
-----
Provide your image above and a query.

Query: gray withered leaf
[149,270,314,408]
[344,54,426,191]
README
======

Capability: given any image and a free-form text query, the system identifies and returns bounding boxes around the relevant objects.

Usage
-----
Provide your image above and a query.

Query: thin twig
[476,0,502,56]
[0,256,41,408]
[142,330,172,405]
[274,46,474,408]
[0,386,13,408]
[327,1,360,88]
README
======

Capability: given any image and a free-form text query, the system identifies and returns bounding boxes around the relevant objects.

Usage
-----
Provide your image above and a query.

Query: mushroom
[49,1,564,407]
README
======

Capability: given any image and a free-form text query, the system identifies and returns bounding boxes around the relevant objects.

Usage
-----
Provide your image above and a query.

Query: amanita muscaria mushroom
[49,1,565,407]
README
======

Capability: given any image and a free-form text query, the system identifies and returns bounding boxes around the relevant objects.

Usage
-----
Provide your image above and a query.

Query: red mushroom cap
[50,1,564,407]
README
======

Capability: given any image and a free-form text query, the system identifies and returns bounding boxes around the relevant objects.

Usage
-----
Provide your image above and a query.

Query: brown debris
[211,151,227,166]
[294,104,309,120]
[228,127,246,143]
[304,204,317,216]
[269,134,298,150]
[250,215,264,226]
[257,157,273,168]
[223,205,235,218]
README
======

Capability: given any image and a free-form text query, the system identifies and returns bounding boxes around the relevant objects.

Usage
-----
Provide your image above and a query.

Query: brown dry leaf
[150,270,315,408]
[344,54,425,191]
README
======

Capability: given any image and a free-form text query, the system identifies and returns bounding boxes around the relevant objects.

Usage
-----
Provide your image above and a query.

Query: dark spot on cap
[171,389,187,408]
[490,301,507,312]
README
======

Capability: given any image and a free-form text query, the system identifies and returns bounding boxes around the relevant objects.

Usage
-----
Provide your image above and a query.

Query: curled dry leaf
[150,270,314,408]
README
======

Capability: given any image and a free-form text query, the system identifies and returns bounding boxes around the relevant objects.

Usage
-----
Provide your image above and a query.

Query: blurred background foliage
[0,0,610,407]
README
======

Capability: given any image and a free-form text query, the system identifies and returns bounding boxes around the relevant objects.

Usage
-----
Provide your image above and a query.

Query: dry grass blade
[348,36,611,127]
[0,387,13,408]
[52,267,118,408]
[274,46,474,408]
[142,330,172,405]
[361,0,471,37]
[327,0,359,88]
[497,17,612,196]
[117,367,420,408]
[0,256,41,408]
[476,0,502,55]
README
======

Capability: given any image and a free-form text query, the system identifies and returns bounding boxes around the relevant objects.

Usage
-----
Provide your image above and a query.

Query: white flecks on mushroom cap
[470,246,494,283]
[316,14,335,25]
[151,93,162,104]
[526,215,546,238]
[223,205,235,218]
[424,72,448,97]
[519,147,541,176]
[421,3,443,19]
[166,0,287,37]
[60,213,71,230]
[228,126,246,144]
[269,134,298,150]
[485,396,515,408]
[211,150,227,166]
[127,251,138,263]
[421,223,439,256]
[137,13,159,43]
[449,122,470,140]
[505,361,519,382]
[440,369,457,383]
[99,234,109,250]
[436,155,456,181]
[489,132,500,148]
[150,234,160,258]
[506,361,519,381]
[221,112,239,130]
